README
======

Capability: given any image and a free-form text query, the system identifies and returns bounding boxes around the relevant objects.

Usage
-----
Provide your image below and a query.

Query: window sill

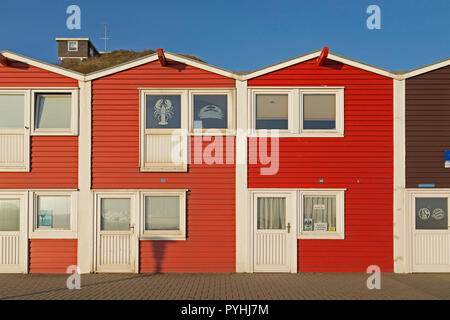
[29,230,77,239]
[298,233,345,240]
[249,131,344,138]
[31,130,78,136]
[140,235,186,241]
[0,166,29,172]
[141,164,187,172]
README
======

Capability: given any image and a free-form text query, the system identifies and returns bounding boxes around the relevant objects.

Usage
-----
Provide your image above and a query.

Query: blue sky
[0,0,449,71]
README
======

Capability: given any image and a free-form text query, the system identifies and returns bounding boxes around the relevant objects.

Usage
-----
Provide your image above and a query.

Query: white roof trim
[399,58,450,79]
[55,38,90,41]
[85,55,159,80]
[85,51,240,81]
[1,51,84,81]
[242,51,400,80]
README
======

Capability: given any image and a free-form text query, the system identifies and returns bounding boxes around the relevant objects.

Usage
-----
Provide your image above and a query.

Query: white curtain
[0,199,20,231]
[257,197,286,230]
[303,196,336,231]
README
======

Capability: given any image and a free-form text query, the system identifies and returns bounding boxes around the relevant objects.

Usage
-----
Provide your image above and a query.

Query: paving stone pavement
[0,273,448,300]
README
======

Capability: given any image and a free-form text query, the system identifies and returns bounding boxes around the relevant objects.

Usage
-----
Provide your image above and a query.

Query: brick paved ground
[0,273,448,300]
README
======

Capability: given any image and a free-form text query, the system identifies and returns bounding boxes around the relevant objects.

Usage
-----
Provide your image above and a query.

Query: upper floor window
[140,89,235,172]
[68,41,78,52]
[250,88,344,137]
[32,90,78,135]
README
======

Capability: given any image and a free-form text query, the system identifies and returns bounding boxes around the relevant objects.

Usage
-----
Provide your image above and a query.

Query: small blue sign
[418,184,435,188]
[38,210,52,227]
[445,150,450,168]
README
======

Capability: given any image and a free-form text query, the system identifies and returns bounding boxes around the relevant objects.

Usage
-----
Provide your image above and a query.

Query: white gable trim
[85,52,239,81]
[399,58,450,79]
[242,51,400,80]
[1,51,85,81]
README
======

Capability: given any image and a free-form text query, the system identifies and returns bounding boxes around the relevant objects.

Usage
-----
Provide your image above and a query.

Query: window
[257,197,286,229]
[146,95,182,129]
[0,199,20,231]
[300,89,343,135]
[190,90,234,132]
[68,41,78,52]
[193,94,228,129]
[30,192,77,238]
[101,198,131,231]
[256,94,288,130]
[415,198,448,230]
[299,190,345,239]
[32,91,78,135]
[141,191,186,240]
[250,88,344,137]
[36,196,71,229]
[0,90,30,172]
[0,94,24,129]
[303,94,336,130]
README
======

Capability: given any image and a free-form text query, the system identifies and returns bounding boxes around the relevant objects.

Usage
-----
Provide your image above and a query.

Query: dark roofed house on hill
[56,38,100,61]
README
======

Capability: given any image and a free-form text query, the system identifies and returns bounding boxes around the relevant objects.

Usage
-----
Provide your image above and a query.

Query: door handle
[129,224,135,232]
[286,223,291,233]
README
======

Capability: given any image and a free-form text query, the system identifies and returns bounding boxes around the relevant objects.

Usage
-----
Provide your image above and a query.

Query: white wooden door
[0,193,27,273]
[253,192,296,273]
[96,194,137,273]
[412,195,450,272]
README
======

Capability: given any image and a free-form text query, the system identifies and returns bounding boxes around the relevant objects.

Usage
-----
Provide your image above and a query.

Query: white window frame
[139,89,188,172]
[31,89,79,136]
[298,189,345,239]
[68,41,78,52]
[189,89,236,135]
[0,89,30,172]
[248,87,344,137]
[140,190,187,240]
[249,88,296,135]
[300,88,344,137]
[28,191,78,239]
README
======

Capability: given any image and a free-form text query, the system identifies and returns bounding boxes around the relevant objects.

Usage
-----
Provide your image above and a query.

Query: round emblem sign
[431,208,445,220]
[418,208,431,220]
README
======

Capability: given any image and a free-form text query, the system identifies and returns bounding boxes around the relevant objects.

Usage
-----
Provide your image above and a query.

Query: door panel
[0,195,27,273]
[96,196,137,273]
[253,194,296,273]
[412,196,450,272]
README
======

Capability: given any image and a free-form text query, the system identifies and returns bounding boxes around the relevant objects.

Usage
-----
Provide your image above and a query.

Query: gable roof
[0,50,85,81]
[241,50,399,80]
[399,57,450,79]
[84,51,239,81]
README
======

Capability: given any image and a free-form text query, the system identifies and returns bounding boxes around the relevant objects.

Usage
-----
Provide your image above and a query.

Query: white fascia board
[242,51,401,80]
[164,52,241,80]
[1,51,85,81]
[85,55,159,80]
[399,58,450,80]
[242,51,321,80]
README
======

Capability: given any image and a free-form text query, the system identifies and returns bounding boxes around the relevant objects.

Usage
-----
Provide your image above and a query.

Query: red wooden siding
[0,136,78,189]
[0,62,79,189]
[29,239,77,273]
[0,62,79,87]
[92,60,236,273]
[248,58,394,272]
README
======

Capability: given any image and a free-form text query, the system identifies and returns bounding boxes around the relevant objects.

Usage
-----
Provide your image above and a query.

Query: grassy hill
[59,49,204,74]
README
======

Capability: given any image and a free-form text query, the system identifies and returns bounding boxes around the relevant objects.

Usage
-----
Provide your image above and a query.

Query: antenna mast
[100,23,112,52]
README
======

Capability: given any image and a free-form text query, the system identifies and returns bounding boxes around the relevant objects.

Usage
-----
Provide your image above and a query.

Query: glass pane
[0,95,24,129]
[303,94,336,129]
[101,198,130,231]
[193,95,228,129]
[35,94,72,129]
[256,94,288,129]
[303,196,336,231]
[68,41,78,51]
[145,196,180,230]
[415,198,448,230]
[146,95,181,129]
[0,199,20,231]
[37,196,71,229]
[257,197,286,229]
